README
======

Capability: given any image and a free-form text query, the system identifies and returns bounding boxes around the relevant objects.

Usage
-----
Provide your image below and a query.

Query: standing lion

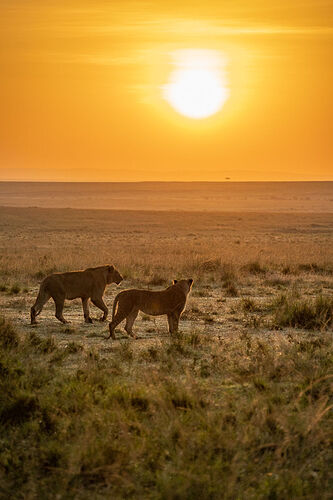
[31,265,123,324]
[108,278,193,339]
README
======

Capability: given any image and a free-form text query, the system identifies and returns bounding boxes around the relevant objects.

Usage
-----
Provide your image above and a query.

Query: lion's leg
[108,309,128,340]
[82,297,93,323]
[171,312,180,334]
[91,297,108,322]
[54,296,69,324]
[31,289,51,325]
[167,313,174,334]
[125,308,138,338]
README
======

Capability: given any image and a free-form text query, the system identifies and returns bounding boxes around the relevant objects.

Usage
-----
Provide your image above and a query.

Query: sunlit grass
[0,318,332,498]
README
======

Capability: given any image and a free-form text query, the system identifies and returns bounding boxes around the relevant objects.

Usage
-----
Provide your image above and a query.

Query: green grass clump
[273,294,333,330]
[66,341,83,354]
[0,317,19,349]
[0,320,332,499]
[9,284,21,295]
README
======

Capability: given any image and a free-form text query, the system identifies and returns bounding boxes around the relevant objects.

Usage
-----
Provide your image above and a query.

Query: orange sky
[0,0,332,181]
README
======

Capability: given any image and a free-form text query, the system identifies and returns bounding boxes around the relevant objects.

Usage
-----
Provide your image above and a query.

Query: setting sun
[162,50,229,119]
[0,1,332,181]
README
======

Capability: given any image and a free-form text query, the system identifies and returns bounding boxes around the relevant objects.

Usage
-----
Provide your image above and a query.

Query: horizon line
[0,180,332,184]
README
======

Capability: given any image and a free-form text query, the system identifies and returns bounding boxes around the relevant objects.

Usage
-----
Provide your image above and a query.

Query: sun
[162,50,229,119]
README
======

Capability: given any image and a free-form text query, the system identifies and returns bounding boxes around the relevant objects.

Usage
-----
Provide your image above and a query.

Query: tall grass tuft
[9,284,21,295]
[0,316,19,348]
[242,260,267,275]
[273,294,333,330]
[0,319,332,498]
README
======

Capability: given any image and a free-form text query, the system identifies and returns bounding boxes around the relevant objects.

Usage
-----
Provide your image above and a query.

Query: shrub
[220,263,237,282]
[9,284,21,295]
[243,261,267,275]
[223,279,239,297]
[0,317,19,349]
[273,294,333,330]
[241,298,257,312]
[66,342,83,354]
[27,332,57,353]
[0,395,38,426]
[34,270,45,280]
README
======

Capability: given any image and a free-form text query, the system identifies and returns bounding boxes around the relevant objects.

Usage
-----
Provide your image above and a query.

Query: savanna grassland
[0,195,333,498]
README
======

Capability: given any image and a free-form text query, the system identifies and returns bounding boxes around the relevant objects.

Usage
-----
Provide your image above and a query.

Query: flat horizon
[1,180,333,184]
[1,179,332,213]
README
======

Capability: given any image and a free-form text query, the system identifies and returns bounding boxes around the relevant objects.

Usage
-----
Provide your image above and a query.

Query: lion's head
[172,278,193,294]
[107,265,123,285]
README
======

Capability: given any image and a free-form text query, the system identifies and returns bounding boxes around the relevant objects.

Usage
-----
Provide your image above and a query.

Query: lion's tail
[111,294,120,320]
[105,294,120,340]
[31,280,50,324]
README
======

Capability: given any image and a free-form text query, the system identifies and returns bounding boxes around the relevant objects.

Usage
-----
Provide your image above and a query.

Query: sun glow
[162,49,229,119]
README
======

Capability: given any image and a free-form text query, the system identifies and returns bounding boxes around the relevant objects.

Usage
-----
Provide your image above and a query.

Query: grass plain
[0,191,333,498]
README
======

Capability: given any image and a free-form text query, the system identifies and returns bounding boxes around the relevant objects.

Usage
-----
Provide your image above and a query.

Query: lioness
[31,265,123,325]
[107,278,193,339]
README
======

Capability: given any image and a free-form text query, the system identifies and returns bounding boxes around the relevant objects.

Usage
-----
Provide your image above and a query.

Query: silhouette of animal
[107,279,193,339]
[31,265,123,324]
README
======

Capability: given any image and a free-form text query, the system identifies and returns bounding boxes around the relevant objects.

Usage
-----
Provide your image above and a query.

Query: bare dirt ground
[2,274,332,372]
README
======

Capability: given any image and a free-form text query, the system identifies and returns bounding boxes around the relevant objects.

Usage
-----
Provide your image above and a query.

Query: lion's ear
[108,265,114,272]
[188,278,193,286]
[173,279,178,285]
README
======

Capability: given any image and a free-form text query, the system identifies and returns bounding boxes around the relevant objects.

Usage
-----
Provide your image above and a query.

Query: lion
[107,278,193,339]
[31,265,123,325]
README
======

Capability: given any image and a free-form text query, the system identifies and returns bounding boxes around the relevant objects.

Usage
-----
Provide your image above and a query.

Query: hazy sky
[1,0,332,181]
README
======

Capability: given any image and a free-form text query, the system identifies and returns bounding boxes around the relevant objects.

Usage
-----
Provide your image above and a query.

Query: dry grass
[0,207,332,286]
[0,318,332,499]
[0,206,333,498]
[272,294,333,330]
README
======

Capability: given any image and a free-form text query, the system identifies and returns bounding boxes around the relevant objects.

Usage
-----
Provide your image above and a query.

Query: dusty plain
[0,184,332,499]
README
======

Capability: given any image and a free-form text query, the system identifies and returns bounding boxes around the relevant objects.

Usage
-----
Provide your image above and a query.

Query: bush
[223,279,238,297]
[0,317,19,348]
[273,294,333,330]
[243,261,267,275]
[0,394,38,426]
[241,298,258,312]
[9,284,20,295]
[27,331,56,353]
